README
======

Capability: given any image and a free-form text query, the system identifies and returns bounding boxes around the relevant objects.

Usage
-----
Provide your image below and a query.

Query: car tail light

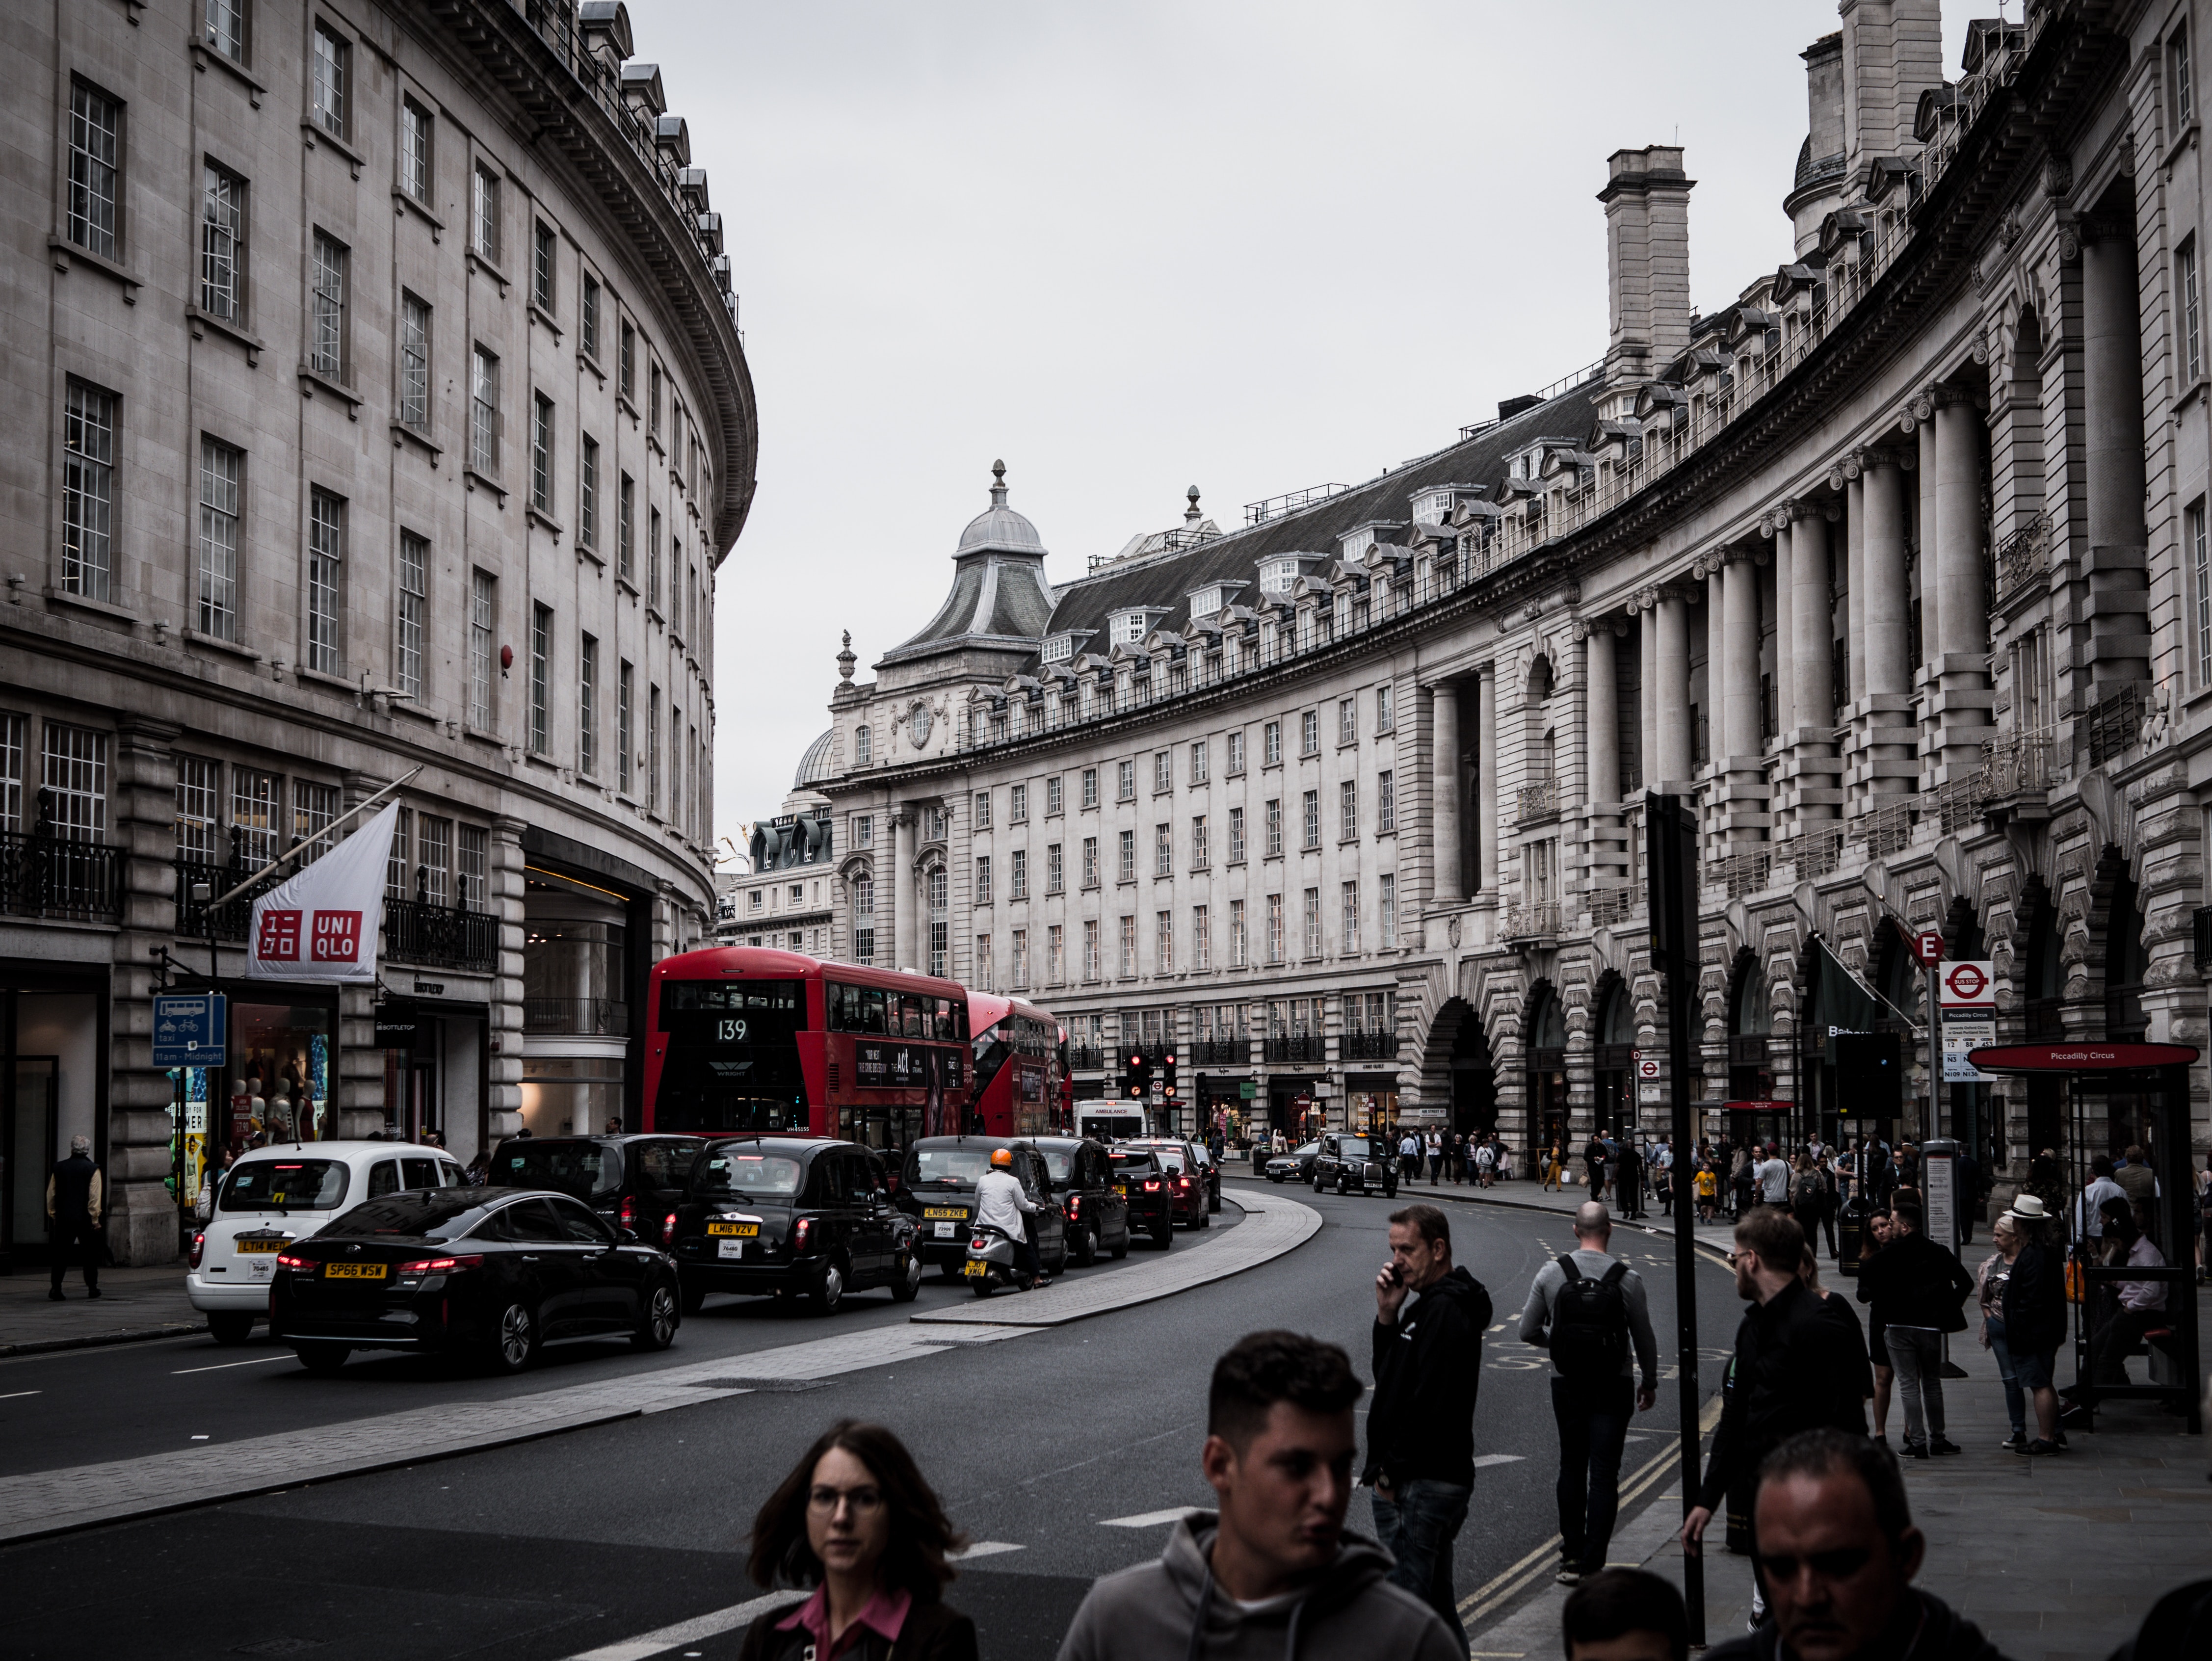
[189,1232,205,1270]
[970,1234,987,1251]
[1176,1176,1191,1190]
[396,1255,482,1276]
[1143,1179,1162,1192]
[1066,1193,1080,1217]
[662,1212,678,1247]
[275,1250,312,1271]
[792,1217,813,1253]
[619,1195,637,1233]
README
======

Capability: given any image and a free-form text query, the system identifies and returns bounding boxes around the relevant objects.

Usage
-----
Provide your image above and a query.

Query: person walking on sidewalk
[1542,1139,1564,1191]
[1854,1201,1974,1457]
[1365,1203,1493,1651]
[1976,1212,2028,1450]
[1517,1202,1659,1586]
[1475,1137,1498,1189]
[1055,1331,1462,1661]
[1426,1129,1444,1186]
[1788,1154,1826,1256]
[1998,1195,2067,1455]
[1614,1136,1644,1220]
[45,1134,104,1301]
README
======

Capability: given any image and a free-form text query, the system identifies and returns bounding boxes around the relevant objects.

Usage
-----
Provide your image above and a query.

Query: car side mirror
[616,1226,639,1243]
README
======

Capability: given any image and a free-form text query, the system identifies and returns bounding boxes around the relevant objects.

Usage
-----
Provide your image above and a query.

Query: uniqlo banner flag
[244,800,398,983]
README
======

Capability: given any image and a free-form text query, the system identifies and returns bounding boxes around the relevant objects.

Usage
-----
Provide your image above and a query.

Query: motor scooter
[963,1223,1028,1296]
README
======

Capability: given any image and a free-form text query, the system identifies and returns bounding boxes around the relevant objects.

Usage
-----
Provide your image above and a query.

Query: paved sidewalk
[1464,1285,2212,1661]
[0,1261,200,1356]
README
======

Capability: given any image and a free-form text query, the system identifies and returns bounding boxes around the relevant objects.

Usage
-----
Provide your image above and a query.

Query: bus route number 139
[717,1017,749,1043]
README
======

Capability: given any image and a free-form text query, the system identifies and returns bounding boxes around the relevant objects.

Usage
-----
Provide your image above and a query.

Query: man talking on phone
[1364,1203,1493,1650]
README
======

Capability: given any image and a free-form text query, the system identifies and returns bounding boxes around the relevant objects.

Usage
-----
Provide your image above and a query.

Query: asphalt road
[0,1182,1741,1661]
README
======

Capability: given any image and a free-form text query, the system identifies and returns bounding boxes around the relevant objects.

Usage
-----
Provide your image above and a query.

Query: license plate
[233,1238,283,1254]
[933,1221,955,1238]
[718,1240,745,1260]
[707,1222,759,1238]
[962,1261,989,1278]
[325,1263,386,1280]
[1115,1185,1130,1197]
[922,1207,964,1220]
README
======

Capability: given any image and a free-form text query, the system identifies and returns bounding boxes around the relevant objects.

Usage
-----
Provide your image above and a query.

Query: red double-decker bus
[967,994,1070,1138]
[643,947,972,1150]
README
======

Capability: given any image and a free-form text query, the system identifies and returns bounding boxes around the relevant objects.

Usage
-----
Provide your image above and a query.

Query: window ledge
[2163,118,2200,174]
[44,585,138,628]
[185,628,262,663]
[579,349,605,385]
[615,575,639,600]
[523,752,561,774]
[529,301,563,342]
[191,39,266,103]
[186,303,264,364]
[2176,375,2210,416]
[462,724,504,747]
[647,430,665,458]
[297,364,363,417]
[300,117,365,178]
[616,389,639,425]
[464,465,506,504]
[526,504,564,540]
[391,421,441,464]
[296,665,360,697]
[577,542,604,571]
[393,187,443,240]
[646,604,665,628]
[1374,826,1396,839]
[46,234,139,303]
[467,248,510,295]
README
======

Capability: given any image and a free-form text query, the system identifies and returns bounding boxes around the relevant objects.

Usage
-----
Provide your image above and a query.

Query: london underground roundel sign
[1942,962,1989,1004]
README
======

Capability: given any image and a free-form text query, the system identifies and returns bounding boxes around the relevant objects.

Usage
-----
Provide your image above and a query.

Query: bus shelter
[1966,1042,2202,1434]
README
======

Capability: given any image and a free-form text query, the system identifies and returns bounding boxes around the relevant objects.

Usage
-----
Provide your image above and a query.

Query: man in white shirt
[2074,1156,2129,1244]
[1757,1146,1791,1208]
[974,1147,1048,1288]
[2092,1197,2167,1387]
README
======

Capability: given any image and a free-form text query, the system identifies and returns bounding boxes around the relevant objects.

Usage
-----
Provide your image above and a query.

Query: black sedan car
[489,1133,706,1239]
[269,1186,680,1375]
[897,1136,1068,1278]
[1031,1135,1131,1266]
[1311,1133,1397,1197]
[667,1136,921,1315]
[1125,1137,1212,1230]
[1105,1145,1175,1249]
[1265,1140,1321,1184]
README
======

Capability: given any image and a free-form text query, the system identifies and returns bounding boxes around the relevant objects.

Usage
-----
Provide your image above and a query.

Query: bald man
[1519,1202,1659,1584]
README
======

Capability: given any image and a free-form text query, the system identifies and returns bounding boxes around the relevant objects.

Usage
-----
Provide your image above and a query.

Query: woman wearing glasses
[742,1421,978,1660]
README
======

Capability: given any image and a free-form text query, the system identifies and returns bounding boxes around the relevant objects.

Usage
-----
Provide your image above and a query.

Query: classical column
[1585,624,1619,805]
[108,717,181,1265]
[2081,226,2151,700]
[1931,389,1996,776]
[1639,601,1659,790]
[1475,666,1500,896]
[893,808,918,970]
[1655,589,1692,789]
[1786,504,1840,827]
[1843,470,1866,706]
[1771,521,1794,737]
[1710,549,1771,846]
[1431,682,1463,903]
[488,817,527,1144]
[1855,449,1919,808]
[1915,406,1941,784]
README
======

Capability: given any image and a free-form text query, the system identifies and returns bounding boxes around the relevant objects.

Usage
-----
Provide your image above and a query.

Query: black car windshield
[1036,1146,1076,1183]
[1107,1149,1159,1174]
[1337,1137,1372,1160]
[694,1149,805,1200]
[1147,1146,1188,1173]
[317,1191,489,1240]
[222,1160,347,1213]
[904,1146,994,1188]
[495,1140,621,1199]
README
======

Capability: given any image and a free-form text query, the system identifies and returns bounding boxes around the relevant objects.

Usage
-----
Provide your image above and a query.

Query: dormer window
[1042,634,1074,664]
[1109,610,1160,647]
[1258,557,1303,598]
[1186,581,1243,619]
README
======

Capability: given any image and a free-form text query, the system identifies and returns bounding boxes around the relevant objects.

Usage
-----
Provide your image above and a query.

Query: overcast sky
[671,1,1979,855]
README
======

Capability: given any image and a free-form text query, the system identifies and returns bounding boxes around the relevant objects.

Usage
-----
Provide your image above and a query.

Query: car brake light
[792,1217,812,1253]
[970,1235,987,1251]
[396,1255,483,1275]
[1176,1176,1191,1189]
[275,1250,312,1271]
[662,1211,678,1247]
[1143,1179,1162,1192]
[1066,1193,1080,1217]
[189,1232,205,1270]
[619,1195,637,1233]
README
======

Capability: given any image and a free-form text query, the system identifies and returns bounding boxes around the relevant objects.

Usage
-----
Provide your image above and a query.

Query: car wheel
[812,1258,847,1316]
[208,1312,254,1345]
[1075,1226,1097,1267]
[485,1300,540,1374]
[1210,1193,1222,1213]
[1109,1228,1130,1261]
[632,1284,678,1352]
[1336,1173,1350,1196]
[680,1275,708,1316]
[890,1251,922,1303]
[1154,1225,1173,1251]
[972,1274,996,1298]
[294,1342,348,1374]
[1050,1239,1070,1275]
[1195,1209,1210,1230]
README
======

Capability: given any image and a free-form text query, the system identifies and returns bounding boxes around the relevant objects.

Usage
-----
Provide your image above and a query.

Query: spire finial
[1185,485,1202,527]
[836,630,857,683]
[990,459,1007,508]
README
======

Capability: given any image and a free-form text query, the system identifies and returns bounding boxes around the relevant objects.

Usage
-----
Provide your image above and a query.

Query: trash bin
[1837,1196,1872,1278]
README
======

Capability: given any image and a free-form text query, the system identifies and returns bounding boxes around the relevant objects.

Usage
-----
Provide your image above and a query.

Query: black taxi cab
[896,1136,1067,1277]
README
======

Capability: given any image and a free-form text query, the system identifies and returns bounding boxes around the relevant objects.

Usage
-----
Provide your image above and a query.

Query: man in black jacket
[1706,1430,2016,1661]
[1366,1202,1492,1651]
[1855,1202,1975,1457]
[45,1134,104,1300]
[1683,1209,1866,1627]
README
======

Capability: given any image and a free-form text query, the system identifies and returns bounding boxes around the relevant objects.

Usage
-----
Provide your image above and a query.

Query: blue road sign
[153,992,227,1068]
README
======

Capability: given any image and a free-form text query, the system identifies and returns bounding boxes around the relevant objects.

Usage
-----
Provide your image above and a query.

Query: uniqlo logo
[257,909,302,962]
[311,910,363,963]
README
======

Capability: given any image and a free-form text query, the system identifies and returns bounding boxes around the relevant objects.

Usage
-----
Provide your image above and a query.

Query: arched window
[853,724,871,766]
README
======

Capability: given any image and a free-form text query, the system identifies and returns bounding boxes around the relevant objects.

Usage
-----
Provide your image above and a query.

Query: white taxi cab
[187,1141,467,1343]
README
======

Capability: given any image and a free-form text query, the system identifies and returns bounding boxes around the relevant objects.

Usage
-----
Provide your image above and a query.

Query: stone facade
[0,0,750,1265]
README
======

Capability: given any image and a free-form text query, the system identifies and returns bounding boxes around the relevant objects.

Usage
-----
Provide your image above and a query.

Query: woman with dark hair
[740,1421,977,1661]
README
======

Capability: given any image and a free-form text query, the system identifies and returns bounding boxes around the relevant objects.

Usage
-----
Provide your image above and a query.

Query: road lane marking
[952,1541,1024,1559]
[560,1590,806,1661]
[1101,1506,1197,1528]
[172,1355,292,1375]
[0,1391,40,1401]
[1472,1453,1527,1469]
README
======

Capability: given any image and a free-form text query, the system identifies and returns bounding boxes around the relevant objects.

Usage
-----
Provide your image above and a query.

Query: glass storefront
[219,1001,335,1150]
[519,1054,625,1138]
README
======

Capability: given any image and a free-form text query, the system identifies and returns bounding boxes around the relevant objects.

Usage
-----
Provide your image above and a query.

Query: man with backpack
[1517,1201,1659,1586]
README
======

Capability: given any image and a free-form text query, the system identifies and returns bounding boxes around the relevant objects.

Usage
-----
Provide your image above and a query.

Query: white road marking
[560,1590,806,1661]
[1101,1506,1197,1528]
[0,1391,40,1401]
[1472,1453,1527,1469]
[952,1540,1024,1559]
[172,1355,292,1375]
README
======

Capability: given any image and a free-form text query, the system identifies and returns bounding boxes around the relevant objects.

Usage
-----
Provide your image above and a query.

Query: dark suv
[896,1136,1068,1278]
[1031,1136,1131,1266]
[667,1137,920,1315]
[1125,1138,1212,1230]
[1106,1145,1174,1249]
[1311,1133,1396,1197]
[490,1134,704,1239]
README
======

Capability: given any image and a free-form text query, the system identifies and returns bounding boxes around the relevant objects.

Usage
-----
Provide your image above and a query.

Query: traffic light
[1160,1046,1179,1105]
[1124,1048,1152,1099]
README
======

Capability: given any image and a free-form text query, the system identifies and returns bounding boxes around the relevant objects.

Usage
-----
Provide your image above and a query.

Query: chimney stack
[1788,33,1849,257]
[1600,145,1696,392]
[1839,0,1946,177]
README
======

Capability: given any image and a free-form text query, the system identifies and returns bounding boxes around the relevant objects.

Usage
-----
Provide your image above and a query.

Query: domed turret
[876,460,1056,674]
[957,460,1047,555]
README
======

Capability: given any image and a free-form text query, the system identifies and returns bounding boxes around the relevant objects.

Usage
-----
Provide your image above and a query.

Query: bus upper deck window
[862,988,888,1033]
[934,998,955,1040]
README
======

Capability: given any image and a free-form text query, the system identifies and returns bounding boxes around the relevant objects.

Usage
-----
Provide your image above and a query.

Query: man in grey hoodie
[1054,1330,1461,1661]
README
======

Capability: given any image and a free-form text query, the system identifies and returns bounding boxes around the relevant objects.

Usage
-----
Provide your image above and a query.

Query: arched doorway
[1525,982,1568,1153]
[1591,974,1634,1135]
[1726,951,1782,1145]
[1447,1005,1498,1139]
[1804,936,1879,1146]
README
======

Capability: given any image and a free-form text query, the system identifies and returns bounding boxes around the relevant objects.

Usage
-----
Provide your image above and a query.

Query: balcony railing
[1,831,122,923]
[1931,778,1982,838]
[1501,901,1562,943]
[384,898,496,972]
[1790,824,1848,880]
[1993,512,2052,603]
[1066,1045,1104,1071]
[1978,727,2060,799]
[2081,685,2143,769]
[173,854,282,941]
[1516,777,1561,820]
[523,997,630,1036]
[1855,800,1915,858]
[1712,849,1772,899]
[1341,1029,1400,1061]
[1263,1034,1325,1064]
[1586,884,1644,926]
[1191,1037,1249,1066]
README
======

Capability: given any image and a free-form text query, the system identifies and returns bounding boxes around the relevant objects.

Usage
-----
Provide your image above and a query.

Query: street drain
[689,1377,831,1392]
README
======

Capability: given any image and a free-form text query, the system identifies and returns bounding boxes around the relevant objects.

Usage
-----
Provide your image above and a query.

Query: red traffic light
[1161,1049,1177,1066]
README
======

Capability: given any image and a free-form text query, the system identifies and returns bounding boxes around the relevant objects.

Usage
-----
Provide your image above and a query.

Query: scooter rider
[975,1147,1050,1289]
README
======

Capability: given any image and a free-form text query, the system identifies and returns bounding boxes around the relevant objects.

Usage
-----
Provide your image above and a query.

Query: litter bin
[1837,1195,1873,1278]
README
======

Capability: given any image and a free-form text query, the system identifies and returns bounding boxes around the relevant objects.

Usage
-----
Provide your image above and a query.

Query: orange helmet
[990,1148,1014,1168]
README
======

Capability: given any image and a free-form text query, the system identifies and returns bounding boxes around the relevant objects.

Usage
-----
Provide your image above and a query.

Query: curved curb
[909,1191,1322,1327]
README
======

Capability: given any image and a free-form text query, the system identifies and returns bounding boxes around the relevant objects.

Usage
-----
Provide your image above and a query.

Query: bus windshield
[657,977,809,1134]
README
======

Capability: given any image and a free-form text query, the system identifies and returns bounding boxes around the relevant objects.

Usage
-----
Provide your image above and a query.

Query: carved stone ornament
[1448,916,1463,949]
[2042,154,2072,199]
[2058,228,2081,263]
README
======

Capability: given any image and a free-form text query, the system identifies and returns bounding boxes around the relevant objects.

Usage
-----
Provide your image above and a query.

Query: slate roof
[878,462,1058,668]
[793,728,837,787]
[1025,378,1602,670]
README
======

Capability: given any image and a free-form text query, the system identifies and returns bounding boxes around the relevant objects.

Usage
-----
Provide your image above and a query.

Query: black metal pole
[2160,1063,2202,1435]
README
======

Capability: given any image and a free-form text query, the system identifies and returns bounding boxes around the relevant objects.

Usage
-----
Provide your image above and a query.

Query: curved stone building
[0,0,753,1264]
[795,1,2209,1189]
